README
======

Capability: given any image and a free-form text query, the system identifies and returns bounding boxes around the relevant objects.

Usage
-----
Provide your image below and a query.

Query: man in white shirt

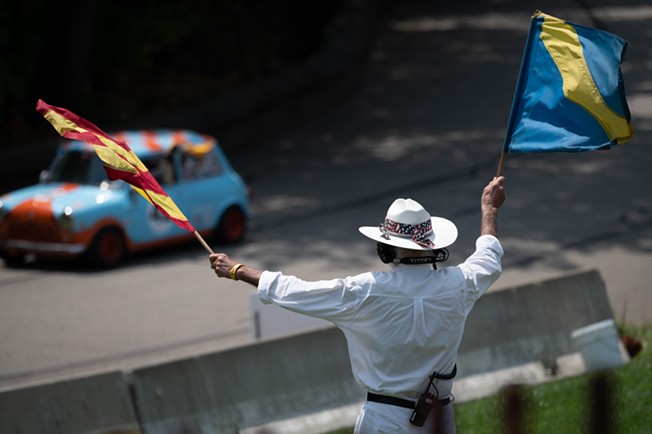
[209,176,506,433]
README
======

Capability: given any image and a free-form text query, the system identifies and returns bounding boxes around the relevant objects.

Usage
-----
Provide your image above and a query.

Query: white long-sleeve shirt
[258,234,503,400]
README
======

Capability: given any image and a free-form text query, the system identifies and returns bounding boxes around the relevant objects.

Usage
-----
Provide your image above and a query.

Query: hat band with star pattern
[379,218,436,248]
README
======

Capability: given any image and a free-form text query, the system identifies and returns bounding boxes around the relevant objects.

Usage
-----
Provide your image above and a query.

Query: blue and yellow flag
[503,11,633,153]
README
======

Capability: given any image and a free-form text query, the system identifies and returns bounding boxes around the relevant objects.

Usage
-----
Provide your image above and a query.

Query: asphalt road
[1,0,651,390]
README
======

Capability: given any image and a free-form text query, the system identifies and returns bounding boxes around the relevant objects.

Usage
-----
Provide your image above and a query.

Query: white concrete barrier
[0,371,140,434]
[571,319,628,371]
[458,268,615,376]
[129,327,364,433]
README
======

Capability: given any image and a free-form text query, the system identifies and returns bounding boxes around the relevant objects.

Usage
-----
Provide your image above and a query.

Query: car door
[168,149,224,232]
[122,155,188,244]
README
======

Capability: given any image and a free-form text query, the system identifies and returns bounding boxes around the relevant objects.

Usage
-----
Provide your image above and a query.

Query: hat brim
[358,217,458,250]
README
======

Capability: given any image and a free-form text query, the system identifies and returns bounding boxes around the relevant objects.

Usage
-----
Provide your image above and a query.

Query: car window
[48,151,106,185]
[180,151,223,181]
[142,157,176,185]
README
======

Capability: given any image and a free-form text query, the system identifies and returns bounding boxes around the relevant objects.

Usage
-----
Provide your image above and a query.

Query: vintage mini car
[0,129,249,267]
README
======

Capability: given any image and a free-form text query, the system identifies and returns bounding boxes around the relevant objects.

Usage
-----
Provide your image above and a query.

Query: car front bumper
[1,239,86,255]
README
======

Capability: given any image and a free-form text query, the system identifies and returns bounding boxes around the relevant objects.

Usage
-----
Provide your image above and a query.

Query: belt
[367,392,450,409]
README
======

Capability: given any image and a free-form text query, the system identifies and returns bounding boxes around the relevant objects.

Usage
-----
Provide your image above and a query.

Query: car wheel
[214,206,246,243]
[86,227,126,268]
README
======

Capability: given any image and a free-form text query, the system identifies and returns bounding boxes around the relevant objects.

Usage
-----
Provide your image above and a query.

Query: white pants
[353,400,455,434]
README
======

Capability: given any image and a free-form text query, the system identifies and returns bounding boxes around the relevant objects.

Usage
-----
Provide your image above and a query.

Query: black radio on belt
[409,365,457,427]
[410,391,437,427]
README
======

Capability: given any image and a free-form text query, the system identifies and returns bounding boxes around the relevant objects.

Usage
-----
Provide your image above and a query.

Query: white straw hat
[358,198,458,250]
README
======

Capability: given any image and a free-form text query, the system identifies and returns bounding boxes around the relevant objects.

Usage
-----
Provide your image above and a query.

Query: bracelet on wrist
[230,263,244,281]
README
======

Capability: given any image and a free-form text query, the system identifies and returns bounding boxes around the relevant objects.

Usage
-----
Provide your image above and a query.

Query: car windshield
[47,151,107,185]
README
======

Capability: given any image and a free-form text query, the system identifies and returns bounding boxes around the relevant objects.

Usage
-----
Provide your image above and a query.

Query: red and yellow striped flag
[36,99,196,233]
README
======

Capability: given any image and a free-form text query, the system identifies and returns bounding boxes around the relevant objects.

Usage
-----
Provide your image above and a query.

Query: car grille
[4,219,62,243]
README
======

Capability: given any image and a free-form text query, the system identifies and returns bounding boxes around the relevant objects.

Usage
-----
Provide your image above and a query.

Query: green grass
[325,324,651,434]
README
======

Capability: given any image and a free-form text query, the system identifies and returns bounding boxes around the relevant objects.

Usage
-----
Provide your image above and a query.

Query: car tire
[86,227,126,268]
[214,206,247,243]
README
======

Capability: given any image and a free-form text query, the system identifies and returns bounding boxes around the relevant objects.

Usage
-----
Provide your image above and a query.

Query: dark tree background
[1,0,342,145]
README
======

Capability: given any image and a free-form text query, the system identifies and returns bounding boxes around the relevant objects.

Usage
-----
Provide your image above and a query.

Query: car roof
[62,129,217,159]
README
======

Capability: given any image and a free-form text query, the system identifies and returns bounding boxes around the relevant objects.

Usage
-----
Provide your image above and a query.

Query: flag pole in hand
[194,231,214,254]
[496,152,507,178]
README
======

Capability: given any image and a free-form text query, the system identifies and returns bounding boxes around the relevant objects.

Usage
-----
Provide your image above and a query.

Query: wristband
[230,263,244,280]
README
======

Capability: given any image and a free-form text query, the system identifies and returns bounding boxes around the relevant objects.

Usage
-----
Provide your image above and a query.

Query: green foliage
[454,324,651,434]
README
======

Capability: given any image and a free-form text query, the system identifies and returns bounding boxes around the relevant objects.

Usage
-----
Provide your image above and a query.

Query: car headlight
[59,206,75,231]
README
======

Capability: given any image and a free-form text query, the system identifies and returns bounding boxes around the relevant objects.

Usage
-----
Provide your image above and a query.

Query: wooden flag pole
[496,152,507,177]
[194,231,214,255]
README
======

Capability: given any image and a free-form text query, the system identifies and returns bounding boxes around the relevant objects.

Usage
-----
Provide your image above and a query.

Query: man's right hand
[480,176,505,236]
[482,176,506,211]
